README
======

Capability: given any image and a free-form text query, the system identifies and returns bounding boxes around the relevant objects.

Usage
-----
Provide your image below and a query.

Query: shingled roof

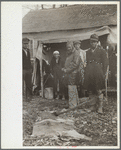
[22,4,117,33]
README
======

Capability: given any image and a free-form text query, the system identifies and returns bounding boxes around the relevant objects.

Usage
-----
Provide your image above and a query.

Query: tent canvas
[31,25,117,95]
[22,25,117,44]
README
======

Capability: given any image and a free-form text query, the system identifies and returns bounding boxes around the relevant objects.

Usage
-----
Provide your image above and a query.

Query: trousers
[23,69,32,98]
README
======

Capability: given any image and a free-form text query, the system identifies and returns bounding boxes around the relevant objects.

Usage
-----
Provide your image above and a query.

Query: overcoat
[23,49,32,70]
[50,57,64,97]
[84,45,108,94]
[50,57,63,78]
[23,48,32,96]
[64,50,81,85]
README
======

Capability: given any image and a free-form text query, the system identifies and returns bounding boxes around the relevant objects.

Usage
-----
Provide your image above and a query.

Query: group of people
[50,41,85,100]
[23,33,108,114]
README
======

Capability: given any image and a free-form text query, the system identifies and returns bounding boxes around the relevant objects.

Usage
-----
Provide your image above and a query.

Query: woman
[50,51,64,100]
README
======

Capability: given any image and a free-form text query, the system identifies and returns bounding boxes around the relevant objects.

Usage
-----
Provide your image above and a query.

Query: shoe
[98,105,103,114]
[62,96,65,101]
[55,96,59,100]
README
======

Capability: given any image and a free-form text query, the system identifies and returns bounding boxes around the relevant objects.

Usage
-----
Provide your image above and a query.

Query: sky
[22,4,61,18]
[22,4,74,18]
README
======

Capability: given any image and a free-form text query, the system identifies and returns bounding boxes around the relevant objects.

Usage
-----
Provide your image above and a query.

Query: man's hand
[62,68,66,73]
[43,71,46,76]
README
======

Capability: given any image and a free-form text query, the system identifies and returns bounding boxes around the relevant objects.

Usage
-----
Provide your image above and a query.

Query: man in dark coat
[62,41,81,107]
[22,38,32,101]
[84,34,108,113]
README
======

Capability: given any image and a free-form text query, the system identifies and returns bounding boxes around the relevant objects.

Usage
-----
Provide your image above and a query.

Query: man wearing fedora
[22,38,32,101]
[84,34,108,113]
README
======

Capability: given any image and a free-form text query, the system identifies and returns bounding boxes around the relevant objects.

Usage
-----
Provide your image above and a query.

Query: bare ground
[23,94,117,146]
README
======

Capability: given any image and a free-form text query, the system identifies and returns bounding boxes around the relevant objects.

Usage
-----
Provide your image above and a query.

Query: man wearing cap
[84,34,108,113]
[23,38,32,101]
[74,40,86,98]
[74,41,86,67]
[50,51,64,100]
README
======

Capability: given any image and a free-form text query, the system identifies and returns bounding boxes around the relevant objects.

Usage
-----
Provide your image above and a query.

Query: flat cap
[90,34,99,42]
[73,40,81,44]
[22,38,30,44]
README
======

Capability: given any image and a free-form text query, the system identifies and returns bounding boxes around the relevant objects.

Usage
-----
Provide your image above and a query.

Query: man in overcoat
[84,34,108,113]
[62,41,81,107]
[23,38,32,101]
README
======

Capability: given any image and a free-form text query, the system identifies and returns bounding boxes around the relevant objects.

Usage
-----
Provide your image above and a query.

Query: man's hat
[53,51,60,55]
[22,38,30,44]
[73,40,81,45]
[90,34,99,42]
[66,41,74,46]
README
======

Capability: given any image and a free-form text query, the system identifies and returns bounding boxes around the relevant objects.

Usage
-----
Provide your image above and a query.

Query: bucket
[44,87,53,99]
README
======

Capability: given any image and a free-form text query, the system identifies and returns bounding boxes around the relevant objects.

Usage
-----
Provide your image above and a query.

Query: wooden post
[39,42,43,97]
[106,46,109,102]
[106,65,109,99]
[32,39,34,57]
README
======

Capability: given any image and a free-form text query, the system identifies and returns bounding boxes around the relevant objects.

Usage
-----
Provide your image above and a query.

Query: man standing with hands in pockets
[62,41,81,108]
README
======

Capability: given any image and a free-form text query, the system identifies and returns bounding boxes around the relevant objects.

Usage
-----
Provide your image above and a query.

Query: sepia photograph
[1,1,120,148]
[22,2,119,147]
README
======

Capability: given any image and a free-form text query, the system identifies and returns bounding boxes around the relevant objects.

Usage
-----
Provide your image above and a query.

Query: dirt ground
[23,93,117,147]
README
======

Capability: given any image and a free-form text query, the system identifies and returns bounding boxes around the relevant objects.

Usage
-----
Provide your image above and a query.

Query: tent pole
[106,46,109,104]
[40,42,44,97]
[33,39,34,57]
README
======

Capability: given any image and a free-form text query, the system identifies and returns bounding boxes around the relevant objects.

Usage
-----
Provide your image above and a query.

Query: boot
[64,99,69,109]
[88,95,97,112]
[55,94,59,100]
[62,95,65,101]
[98,93,103,114]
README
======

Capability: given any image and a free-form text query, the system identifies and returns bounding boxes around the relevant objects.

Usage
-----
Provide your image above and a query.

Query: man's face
[23,43,28,49]
[75,43,81,50]
[90,40,98,49]
[66,44,73,54]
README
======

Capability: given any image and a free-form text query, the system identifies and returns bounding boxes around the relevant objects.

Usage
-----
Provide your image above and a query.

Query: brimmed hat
[66,41,74,47]
[53,51,60,55]
[22,38,30,44]
[73,40,81,45]
[90,34,99,42]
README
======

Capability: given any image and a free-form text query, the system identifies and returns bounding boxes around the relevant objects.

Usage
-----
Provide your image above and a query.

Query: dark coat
[23,49,32,70]
[50,56,64,96]
[23,48,32,96]
[84,45,108,94]
[50,57,63,78]
[64,50,81,85]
